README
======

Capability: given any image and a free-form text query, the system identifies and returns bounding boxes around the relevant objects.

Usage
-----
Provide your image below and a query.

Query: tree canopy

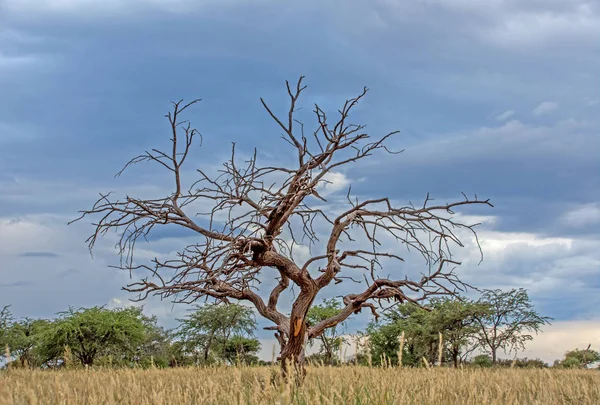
[38,306,147,367]
[4,318,51,368]
[174,303,258,364]
[306,298,345,364]
[554,347,600,369]
[366,298,486,367]
[474,288,551,363]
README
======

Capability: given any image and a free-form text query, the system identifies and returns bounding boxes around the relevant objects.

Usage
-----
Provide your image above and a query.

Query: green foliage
[38,306,146,367]
[475,288,552,363]
[174,303,257,364]
[94,309,174,368]
[367,305,425,367]
[306,299,345,364]
[2,303,261,369]
[5,318,51,368]
[496,357,548,368]
[366,298,486,367]
[134,313,173,368]
[223,336,261,365]
[306,353,344,366]
[424,298,488,367]
[1,306,52,368]
[556,356,584,369]
[554,348,600,369]
[1,305,13,350]
[471,354,493,368]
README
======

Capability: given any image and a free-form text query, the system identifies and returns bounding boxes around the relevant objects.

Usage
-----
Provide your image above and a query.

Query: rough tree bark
[72,76,492,380]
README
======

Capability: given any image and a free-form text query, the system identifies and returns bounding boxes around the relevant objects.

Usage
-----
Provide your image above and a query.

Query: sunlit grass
[1,366,598,404]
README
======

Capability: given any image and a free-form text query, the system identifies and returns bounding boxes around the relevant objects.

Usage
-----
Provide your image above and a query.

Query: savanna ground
[1,366,599,405]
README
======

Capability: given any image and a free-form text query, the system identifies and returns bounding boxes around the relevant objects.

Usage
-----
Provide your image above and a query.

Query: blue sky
[1,0,599,361]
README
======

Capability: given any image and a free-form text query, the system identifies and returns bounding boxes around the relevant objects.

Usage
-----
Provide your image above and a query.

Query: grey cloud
[0,0,597,340]
[351,118,600,237]
[19,251,59,258]
[533,101,559,116]
[456,232,600,321]
[0,281,35,288]
[0,215,130,319]
[59,268,80,278]
[496,110,515,121]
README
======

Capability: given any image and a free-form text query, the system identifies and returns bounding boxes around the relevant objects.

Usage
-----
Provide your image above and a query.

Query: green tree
[495,357,547,368]
[96,308,173,368]
[223,336,261,365]
[471,354,493,368]
[0,305,12,350]
[554,346,600,369]
[366,304,433,367]
[1,306,13,369]
[474,288,551,363]
[366,299,486,367]
[306,299,345,364]
[4,318,50,368]
[174,303,257,364]
[134,312,173,368]
[39,306,146,367]
[426,298,488,367]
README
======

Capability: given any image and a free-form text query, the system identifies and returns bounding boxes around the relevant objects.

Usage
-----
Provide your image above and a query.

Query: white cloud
[0,216,61,256]
[317,172,351,197]
[484,5,600,48]
[2,0,267,16]
[0,52,39,68]
[561,203,600,228]
[584,97,599,107]
[477,232,573,256]
[7,0,599,52]
[0,215,123,316]
[495,110,515,121]
[518,321,600,364]
[532,101,559,116]
[392,117,597,168]
[359,0,600,51]
[5,0,141,14]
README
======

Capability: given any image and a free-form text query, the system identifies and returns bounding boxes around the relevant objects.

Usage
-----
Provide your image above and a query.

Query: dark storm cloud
[0,0,598,335]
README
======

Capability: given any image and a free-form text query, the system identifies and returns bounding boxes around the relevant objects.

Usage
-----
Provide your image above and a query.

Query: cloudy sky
[1,0,599,363]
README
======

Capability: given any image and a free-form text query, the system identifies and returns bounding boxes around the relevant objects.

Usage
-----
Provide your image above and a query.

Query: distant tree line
[360,288,598,369]
[0,303,261,369]
[2,288,598,370]
[307,288,597,370]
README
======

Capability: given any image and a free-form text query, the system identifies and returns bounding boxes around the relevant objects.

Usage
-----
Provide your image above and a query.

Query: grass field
[1,366,599,405]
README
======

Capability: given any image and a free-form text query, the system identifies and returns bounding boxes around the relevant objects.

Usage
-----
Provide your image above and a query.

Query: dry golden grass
[1,366,598,405]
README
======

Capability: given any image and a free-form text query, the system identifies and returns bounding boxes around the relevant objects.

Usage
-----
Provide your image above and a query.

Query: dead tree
[72,77,492,378]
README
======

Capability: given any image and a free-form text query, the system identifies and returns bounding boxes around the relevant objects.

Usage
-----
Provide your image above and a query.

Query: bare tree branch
[72,77,492,374]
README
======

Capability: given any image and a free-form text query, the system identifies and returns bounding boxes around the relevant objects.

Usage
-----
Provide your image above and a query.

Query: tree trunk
[278,282,317,383]
[280,325,309,383]
[280,298,313,382]
[452,349,459,368]
[491,348,497,364]
[81,353,94,367]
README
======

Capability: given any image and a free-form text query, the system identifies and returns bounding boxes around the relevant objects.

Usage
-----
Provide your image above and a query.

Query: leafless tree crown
[73,77,492,365]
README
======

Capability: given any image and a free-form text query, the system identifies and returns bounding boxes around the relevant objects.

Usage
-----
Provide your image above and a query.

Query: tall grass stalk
[2,366,598,405]
[397,331,405,367]
[437,332,443,367]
